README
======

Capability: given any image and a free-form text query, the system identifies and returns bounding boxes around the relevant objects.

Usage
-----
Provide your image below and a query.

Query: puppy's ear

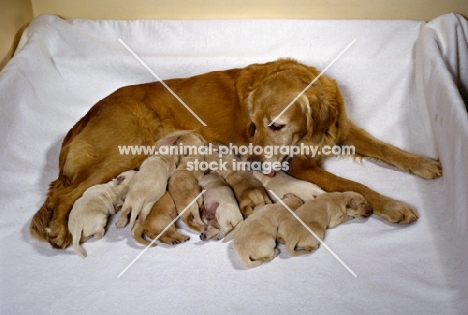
[115,175,125,186]
[346,198,357,210]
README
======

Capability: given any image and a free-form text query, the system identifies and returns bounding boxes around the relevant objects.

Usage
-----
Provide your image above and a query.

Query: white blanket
[1,13,467,314]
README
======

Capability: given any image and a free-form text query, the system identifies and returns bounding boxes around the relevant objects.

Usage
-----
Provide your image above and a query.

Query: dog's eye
[248,123,256,137]
[269,123,285,131]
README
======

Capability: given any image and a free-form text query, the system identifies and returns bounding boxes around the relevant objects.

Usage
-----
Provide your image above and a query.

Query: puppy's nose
[362,203,373,217]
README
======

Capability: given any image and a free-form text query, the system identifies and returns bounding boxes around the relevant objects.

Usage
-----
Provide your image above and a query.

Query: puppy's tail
[242,256,264,268]
[72,227,87,258]
[222,221,243,243]
[132,224,157,247]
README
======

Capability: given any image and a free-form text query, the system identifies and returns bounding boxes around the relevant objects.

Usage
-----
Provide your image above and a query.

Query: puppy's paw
[376,199,418,224]
[47,220,72,249]
[116,214,128,229]
[408,157,442,179]
[200,226,219,241]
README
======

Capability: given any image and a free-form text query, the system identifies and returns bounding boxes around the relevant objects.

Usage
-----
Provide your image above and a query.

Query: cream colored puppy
[253,170,325,201]
[206,151,271,217]
[68,170,136,257]
[233,194,303,268]
[167,133,206,232]
[116,153,179,230]
[133,191,190,246]
[199,172,243,241]
[277,192,372,256]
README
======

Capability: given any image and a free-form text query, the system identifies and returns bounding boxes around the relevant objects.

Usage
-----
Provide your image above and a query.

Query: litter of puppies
[69,132,371,268]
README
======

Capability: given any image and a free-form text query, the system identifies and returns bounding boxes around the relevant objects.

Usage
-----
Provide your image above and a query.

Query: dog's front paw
[409,157,442,180]
[46,220,72,249]
[376,198,418,224]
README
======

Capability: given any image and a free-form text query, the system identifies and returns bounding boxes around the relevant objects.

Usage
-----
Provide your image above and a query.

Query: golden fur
[30,58,442,249]
[132,191,190,246]
[277,192,372,256]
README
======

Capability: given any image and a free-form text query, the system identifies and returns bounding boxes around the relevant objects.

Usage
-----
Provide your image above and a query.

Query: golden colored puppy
[233,194,303,268]
[132,191,190,246]
[277,192,372,256]
[199,172,243,241]
[68,170,136,257]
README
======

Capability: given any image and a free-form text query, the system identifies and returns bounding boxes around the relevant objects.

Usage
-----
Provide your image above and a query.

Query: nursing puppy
[277,192,372,256]
[206,151,271,217]
[253,170,325,201]
[233,194,303,268]
[133,191,190,246]
[116,154,179,230]
[199,172,243,241]
[167,133,206,232]
[68,170,136,257]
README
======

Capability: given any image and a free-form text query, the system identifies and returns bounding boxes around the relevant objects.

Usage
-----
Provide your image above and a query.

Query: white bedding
[1,13,467,314]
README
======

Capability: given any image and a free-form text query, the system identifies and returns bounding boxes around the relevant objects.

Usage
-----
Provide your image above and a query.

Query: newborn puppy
[253,171,325,201]
[116,153,178,230]
[277,192,372,256]
[233,194,303,268]
[199,172,243,241]
[132,191,190,246]
[167,133,206,232]
[206,151,271,217]
[68,170,136,257]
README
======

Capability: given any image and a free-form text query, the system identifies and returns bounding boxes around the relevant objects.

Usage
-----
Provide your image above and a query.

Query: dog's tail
[30,204,53,241]
[286,241,314,257]
[132,224,157,247]
[222,220,243,243]
[241,255,264,268]
[29,180,61,241]
[71,227,87,258]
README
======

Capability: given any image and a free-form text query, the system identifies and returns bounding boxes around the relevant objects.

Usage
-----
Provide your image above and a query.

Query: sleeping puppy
[198,172,243,241]
[68,170,136,257]
[253,170,325,201]
[116,153,179,230]
[233,194,303,268]
[132,191,190,246]
[206,151,271,217]
[167,133,206,232]
[277,192,372,256]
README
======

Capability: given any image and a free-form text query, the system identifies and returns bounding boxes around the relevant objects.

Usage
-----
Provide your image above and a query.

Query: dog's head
[241,59,343,168]
[341,191,372,218]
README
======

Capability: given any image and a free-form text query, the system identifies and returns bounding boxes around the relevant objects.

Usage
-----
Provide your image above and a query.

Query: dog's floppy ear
[236,59,299,105]
[304,76,341,144]
[346,197,357,210]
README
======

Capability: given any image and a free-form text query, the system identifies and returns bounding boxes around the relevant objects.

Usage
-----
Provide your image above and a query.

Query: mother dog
[30,58,441,249]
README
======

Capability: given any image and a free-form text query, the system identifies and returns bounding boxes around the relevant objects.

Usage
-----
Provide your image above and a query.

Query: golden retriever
[30,58,442,249]
[206,151,271,217]
[198,172,243,241]
[167,132,206,232]
[68,170,136,257]
[232,194,303,268]
[132,191,190,246]
[277,191,371,256]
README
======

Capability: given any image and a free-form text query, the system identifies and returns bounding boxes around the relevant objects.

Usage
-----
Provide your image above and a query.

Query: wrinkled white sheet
[0,13,467,315]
